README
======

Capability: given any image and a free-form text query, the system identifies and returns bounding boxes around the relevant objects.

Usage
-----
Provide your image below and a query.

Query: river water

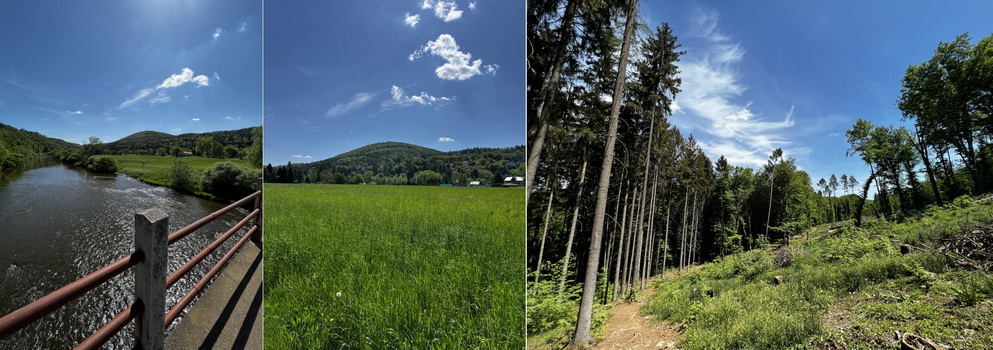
[0,158,251,348]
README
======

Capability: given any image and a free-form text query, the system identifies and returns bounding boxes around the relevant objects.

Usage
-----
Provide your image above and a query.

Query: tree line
[265,142,525,186]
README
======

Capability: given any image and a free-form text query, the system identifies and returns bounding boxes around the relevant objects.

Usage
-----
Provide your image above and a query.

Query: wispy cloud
[404,13,420,28]
[387,85,453,107]
[326,92,377,117]
[191,117,200,121]
[68,110,83,115]
[469,2,477,10]
[224,116,242,121]
[409,34,497,80]
[438,137,456,142]
[291,155,313,159]
[212,28,223,40]
[238,22,248,33]
[294,65,318,77]
[672,8,798,168]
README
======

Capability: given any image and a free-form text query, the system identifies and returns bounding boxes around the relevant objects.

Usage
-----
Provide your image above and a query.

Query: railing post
[134,209,168,350]
[251,178,263,245]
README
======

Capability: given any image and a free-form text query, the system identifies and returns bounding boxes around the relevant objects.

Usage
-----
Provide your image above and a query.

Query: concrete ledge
[164,241,263,349]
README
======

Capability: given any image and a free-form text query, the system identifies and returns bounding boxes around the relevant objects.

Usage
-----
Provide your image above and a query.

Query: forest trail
[594,267,701,349]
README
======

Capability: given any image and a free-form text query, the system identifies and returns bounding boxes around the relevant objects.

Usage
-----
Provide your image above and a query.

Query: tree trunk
[910,126,943,205]
[526,0,577,199]
[572,0,638,344]
[679,186,689,272]
[623,189,638,295]
[632,118,655,290]
[559,159,588,298]
[612,189,629,300]
[644,169,659,287]
[661,193,671,278]
[855,172,877,227]
[534,188,555,285]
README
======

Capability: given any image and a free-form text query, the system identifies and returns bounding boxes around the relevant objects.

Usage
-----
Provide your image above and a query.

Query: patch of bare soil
[593,268,699,349]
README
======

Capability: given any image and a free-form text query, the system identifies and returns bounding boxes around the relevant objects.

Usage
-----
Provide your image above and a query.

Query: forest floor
[594,267,700,349]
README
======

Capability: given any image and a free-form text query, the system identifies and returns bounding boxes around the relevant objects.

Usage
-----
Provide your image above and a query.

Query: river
[0,158,251,348]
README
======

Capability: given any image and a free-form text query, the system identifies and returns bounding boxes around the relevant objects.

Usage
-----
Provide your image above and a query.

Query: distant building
[502,176,524,186]
[469,181,483,187]
[180,151,194,157]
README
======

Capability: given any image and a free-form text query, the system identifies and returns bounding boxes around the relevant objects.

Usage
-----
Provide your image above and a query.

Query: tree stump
[773,275,784,285]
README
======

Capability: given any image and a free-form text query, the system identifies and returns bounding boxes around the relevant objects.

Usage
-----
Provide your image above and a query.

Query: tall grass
[263,184,524,349]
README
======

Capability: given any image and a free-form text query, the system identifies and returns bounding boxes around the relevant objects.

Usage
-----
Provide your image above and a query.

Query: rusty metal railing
[0,189,262,349]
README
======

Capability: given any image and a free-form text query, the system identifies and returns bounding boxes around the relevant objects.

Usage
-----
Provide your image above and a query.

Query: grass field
[109,155,254,186]
[263,184,525,349]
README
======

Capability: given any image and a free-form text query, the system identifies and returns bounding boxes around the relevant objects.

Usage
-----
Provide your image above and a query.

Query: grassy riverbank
[110,155,257,201]
[263,184,525,348]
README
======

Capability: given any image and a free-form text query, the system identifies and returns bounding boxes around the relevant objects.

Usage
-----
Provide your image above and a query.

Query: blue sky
[0,1,261,145]
[264,0,525,166]
[640,1,993,191]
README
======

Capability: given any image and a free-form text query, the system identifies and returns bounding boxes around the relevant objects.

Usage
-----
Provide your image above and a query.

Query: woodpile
[933,225,993,270]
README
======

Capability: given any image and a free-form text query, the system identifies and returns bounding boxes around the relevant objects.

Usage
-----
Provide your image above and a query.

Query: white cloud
[387,85,453,107]
[238,22,247,33]
[120,88,154,108]
[409,34,496,80]
[469,1,477,10]
[438,137,456,142]
[419,0,463,21]
[432,1,462,22]
[212,28,223,40]
[191,117,200,121]
[291,155,313,159]
[326,92,377,117]
[224,116,242,121]
[671,9,796,168]
[171,128,182,133]
[214,72,221,81]
[68,110,83,115]
[405,13,420,27]
[159,68,210,89]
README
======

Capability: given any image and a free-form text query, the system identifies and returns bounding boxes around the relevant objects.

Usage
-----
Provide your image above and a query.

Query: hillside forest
[265,142,525,186]
[526,0,993,346]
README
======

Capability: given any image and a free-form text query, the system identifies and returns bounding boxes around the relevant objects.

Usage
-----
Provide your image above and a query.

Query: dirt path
[593,268,699,349]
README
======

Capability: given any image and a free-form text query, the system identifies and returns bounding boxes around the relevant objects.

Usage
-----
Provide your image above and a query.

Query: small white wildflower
[336,292,342,297]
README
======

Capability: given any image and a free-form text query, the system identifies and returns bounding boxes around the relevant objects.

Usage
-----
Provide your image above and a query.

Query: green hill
[0,122,78,170]
[267,142,525,185]
[105,127,258,154]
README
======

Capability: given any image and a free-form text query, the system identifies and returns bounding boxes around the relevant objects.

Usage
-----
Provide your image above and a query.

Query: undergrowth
[642,194,993,349]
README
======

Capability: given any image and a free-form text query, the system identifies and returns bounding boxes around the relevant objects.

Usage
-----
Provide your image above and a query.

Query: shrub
[85,156,117,173]
[200,161,258,199]
[168,160,197,192]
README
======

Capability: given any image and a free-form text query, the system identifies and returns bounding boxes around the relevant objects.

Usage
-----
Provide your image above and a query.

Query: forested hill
[0,122,78,170]
[105,127,257,155]
[266,142,525,185]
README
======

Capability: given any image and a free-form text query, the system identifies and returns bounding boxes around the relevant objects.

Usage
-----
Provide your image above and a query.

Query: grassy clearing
[263,184,525,349]
[110,155,254,187]
[642,195,993,349]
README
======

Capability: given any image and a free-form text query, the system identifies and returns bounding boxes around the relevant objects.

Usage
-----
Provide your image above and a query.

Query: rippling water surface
[0,159,251,348]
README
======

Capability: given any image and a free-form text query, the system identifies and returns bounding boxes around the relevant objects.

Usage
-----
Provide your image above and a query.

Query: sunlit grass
[263,184,525,349]
[110,155,255,187]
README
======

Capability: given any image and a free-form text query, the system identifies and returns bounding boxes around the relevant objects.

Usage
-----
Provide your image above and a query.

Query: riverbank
[110,155,259,203]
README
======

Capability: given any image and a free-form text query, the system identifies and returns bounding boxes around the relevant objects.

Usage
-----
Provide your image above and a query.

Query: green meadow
[263,184,525,349]
[109,155,255,187]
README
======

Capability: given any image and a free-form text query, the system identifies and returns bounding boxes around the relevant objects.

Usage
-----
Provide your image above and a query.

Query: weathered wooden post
[134,209,168,350]
[251,178,263,245]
